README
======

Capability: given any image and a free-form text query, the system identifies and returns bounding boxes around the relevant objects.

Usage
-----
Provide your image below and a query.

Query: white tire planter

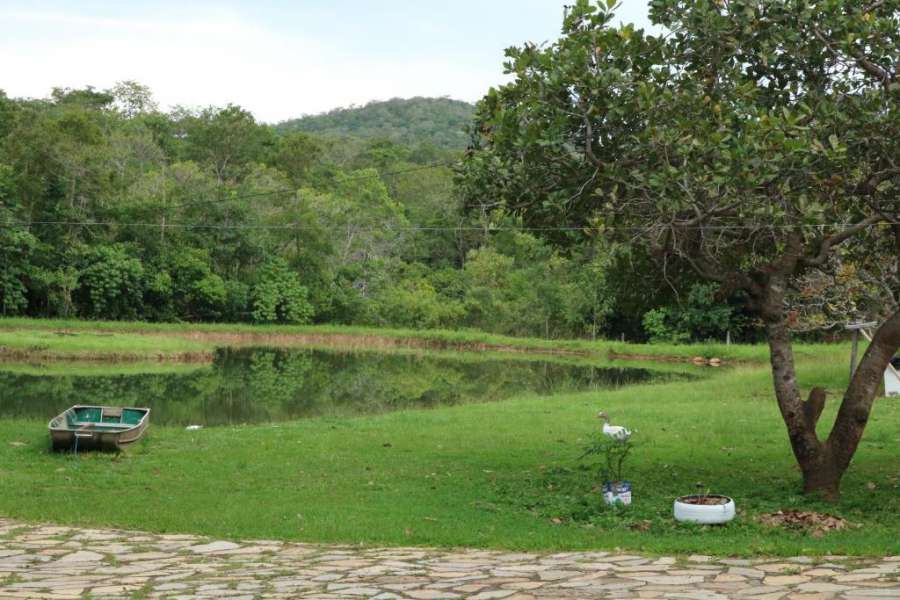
[673,495,735,524]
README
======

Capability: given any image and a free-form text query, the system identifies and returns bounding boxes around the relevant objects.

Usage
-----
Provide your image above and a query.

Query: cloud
[0,6,503,122]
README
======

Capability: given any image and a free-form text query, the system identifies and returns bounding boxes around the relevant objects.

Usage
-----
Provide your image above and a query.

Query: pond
[0,348,683,426]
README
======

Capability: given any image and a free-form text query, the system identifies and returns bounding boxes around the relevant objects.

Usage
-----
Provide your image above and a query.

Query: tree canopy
[276,97,474,151]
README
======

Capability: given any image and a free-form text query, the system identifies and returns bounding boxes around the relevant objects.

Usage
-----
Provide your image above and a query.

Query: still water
[0,348,678,426]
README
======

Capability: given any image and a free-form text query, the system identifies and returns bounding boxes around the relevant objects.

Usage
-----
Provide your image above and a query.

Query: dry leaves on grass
[629,520,652,531]
[759,510,854,538]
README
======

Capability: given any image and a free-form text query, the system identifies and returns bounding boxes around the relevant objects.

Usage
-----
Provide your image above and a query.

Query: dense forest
[276,97,474,151]
[0,82,747,341]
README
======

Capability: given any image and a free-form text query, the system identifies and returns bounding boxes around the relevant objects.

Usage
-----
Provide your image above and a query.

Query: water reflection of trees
[0,349,667,426]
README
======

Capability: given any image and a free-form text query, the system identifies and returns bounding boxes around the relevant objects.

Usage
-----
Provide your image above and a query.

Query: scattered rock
[188,541,241,553]
[56,550,104,563]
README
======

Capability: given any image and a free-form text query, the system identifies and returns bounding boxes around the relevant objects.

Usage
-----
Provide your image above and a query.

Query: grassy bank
[0,332,896,556]
[0,328,214,362]
[0,317,852,364]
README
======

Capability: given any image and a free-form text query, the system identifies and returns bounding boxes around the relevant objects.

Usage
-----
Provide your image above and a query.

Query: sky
[0,1,654,123]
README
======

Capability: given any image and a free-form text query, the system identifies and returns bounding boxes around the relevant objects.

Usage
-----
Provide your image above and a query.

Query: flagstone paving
[0,518,898,599]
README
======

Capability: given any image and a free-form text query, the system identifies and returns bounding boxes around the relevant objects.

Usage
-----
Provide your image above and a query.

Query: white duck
[596,411,632,441]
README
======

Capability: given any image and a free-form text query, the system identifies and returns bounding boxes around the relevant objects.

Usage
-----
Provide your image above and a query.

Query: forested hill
[276,97,474,150]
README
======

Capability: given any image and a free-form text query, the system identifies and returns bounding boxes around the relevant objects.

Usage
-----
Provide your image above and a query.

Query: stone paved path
[0,518,898,599]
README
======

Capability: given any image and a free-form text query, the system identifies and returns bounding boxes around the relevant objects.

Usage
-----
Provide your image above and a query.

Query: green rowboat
[49,405,150,451]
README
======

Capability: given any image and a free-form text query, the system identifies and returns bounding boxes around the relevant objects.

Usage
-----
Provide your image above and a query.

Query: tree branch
[826,308,900,464]
[855,167,900,195]
[581,110,603,169]
[802,215,884,268]
[811,24,894,85]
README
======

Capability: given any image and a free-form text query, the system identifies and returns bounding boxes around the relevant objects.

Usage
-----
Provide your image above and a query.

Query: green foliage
[371,265,465,329]
[250,258,313,324]
[191,273,228,320]
[1,77,777,339]
[276,97,474,150]
[459,0,900,331]
[144,270,175,321]
[167,249,227,321]
[642,309,689,345]
[580,432,635,484]
[29,266,79,318]
[0,228,36,316]
[76,245,145,319]
[223,280,250,323]
[176,104,275,182]
[643,284,737,344]
[271,132,323,185]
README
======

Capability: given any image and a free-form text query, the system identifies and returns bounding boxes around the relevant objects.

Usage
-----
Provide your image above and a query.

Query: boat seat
[75,422,133,429]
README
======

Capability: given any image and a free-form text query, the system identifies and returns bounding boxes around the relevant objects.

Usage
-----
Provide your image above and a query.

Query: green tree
[0,228,36,316]
[459,0,900,498]
[371,263,465,328]
[642,283,737,344]
[76,245,145,319]
[167,248,227,321]
[251,258,314,324]
[271,132,323,186]
[109,80,159,118]
[30,266,79,318]
[176,104,274,182]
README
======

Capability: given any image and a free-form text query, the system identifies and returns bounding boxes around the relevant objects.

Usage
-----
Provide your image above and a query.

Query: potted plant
[673,485,735,524]
[581,411,634,506]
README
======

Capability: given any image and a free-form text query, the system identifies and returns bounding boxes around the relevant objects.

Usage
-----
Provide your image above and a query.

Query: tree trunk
[799,449,843,498]
[765,301,900,500]
[765,317,831,490]
[824,309,900,489]
[761,274,836,498]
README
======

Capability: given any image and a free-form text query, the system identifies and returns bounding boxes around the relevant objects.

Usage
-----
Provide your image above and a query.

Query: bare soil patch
[0,347,213,363]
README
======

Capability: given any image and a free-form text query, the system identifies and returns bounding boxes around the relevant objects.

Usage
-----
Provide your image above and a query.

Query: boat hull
[49,405,150,452]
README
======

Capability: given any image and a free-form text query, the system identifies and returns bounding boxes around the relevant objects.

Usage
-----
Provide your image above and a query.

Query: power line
[168,161,456,210]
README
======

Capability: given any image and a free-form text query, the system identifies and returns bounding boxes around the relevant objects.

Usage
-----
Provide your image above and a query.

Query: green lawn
[0,325,896,556]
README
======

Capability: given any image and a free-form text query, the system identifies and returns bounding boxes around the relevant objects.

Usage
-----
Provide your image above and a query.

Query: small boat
[49,405,150,452]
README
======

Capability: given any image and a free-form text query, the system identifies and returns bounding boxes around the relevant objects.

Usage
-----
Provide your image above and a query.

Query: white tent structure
[886,357,900,397]
[847,322,900,397]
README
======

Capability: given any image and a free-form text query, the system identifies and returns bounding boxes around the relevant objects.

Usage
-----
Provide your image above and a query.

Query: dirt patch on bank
[0,346,214,363]
[0,326,732,365]
[608,350,730,366]
[149,330,594,358]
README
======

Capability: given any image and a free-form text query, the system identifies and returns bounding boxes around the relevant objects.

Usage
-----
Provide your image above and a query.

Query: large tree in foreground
[459,0,900,498]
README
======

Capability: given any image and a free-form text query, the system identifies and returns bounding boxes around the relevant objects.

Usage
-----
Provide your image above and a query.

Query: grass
[0,328,213,361]
[0,323,896,556]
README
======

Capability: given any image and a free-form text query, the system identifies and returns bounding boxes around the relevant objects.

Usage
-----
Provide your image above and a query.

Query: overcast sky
[0,1,654,123]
